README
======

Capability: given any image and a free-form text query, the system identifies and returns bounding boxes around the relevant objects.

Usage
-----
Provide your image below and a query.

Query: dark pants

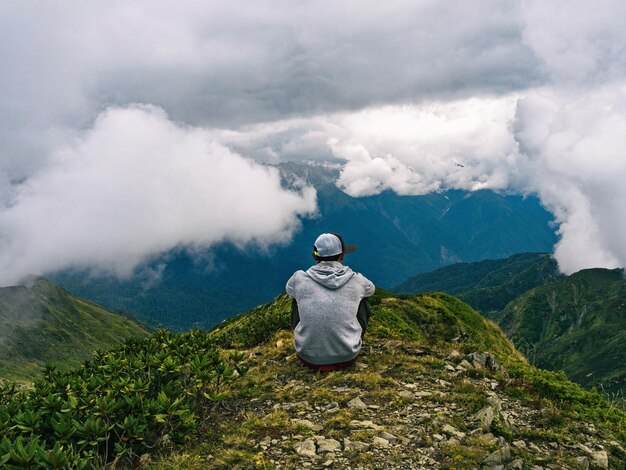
[291,298,371,338]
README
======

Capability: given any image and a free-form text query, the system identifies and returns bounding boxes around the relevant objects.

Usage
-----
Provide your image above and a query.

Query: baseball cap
[313,233,357,257]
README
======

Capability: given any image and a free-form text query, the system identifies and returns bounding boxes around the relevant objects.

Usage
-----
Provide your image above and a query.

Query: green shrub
[0,330,246,467]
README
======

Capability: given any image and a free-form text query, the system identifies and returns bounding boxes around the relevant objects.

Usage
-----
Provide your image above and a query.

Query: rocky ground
[153,331,625,469]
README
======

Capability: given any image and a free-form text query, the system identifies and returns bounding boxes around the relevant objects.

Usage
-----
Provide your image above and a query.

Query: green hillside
[495,268,626,394]
[1,290,624,468]
[210,289,521,360]
[393,252,562,315]
[0,277,148,382]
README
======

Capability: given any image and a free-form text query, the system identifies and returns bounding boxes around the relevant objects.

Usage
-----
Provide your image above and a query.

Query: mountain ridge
[0,277,148,382]
[393,254,626,395]
[495,267,626,394]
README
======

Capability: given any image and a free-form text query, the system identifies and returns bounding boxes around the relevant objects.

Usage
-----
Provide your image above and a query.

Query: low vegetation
[1,288,624,468]
[0,330,246,467]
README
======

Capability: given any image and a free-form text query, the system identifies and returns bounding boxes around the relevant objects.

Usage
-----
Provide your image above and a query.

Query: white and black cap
[313,233,356,257]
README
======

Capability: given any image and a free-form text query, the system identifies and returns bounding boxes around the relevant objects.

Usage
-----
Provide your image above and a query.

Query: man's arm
[360,274,375,298]
[356,298,371,338]
[286,273,297,298]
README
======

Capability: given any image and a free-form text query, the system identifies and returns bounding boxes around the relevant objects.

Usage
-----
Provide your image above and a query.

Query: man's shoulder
[288,270,309,282]
[351,271,373,283]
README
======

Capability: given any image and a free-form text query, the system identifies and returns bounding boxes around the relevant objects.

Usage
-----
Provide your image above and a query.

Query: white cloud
[1,0,626,280]
[213,83,626,273]
[512,87,626,273]
[0,106,316,285]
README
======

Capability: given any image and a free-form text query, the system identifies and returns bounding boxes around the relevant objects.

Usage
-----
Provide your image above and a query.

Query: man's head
[312,233,356,262]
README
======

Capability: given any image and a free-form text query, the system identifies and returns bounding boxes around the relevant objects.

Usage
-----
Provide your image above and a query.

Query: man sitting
[286,233,375,371]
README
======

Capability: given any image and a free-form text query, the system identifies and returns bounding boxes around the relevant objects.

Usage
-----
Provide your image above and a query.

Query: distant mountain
[0,277,148,382]
[393,252,562,315]
[54,163,558,329]
[394,255,626,394]
[495,268,626,394]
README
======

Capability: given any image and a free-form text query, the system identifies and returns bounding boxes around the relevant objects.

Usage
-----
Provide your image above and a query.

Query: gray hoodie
[286,261,375,365]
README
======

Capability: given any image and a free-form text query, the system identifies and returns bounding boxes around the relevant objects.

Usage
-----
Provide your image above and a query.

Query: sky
[0,0,625,284]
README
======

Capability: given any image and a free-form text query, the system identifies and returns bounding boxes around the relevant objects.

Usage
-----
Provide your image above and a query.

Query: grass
[0,279,148,382]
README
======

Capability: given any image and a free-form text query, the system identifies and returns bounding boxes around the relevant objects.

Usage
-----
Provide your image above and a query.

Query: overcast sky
[1,0,625,283]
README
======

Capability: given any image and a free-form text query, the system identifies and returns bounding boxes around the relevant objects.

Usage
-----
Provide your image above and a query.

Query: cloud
[0,1,541,184]
[512,88,626,273]
[1,0,625,280]
[213,80,626,273]
[0,106,316,285]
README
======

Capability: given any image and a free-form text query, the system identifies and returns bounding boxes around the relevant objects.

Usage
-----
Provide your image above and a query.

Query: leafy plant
[0,329,246,467]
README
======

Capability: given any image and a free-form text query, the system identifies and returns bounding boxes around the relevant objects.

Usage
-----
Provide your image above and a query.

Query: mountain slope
[494,268,626,394]
[54,163,558,330]
[1,290,624,468]
[0,277,148,382]
[393,252,562,315]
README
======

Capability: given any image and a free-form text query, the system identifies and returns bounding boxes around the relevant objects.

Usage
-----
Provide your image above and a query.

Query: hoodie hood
[305,261,355,290]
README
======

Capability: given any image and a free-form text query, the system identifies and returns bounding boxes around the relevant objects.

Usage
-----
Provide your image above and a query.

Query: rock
[485,352,502,371]
[294,438,317,458]
[372,436,390,448]
[432,433,444,441]
[608,440,625,453]
[379,432,397,443]
[347,397,367,410]
[355,362,369,370]
[414,391,433,398]
[292,418,323,432]
[479,433,495,443]
[459,359,473,369]
[349,420,383,430]
[589,450,608,469]
[445,364,456,371]
[448,349,462,360]
[467,351,502,371]
[398,390,414,399]
[573,456,589,469]
[486,395,502,413]
[484,443,511,465]
[507,459,524,469]
[276,340,284,348]
[442,424,465,439]
[343,438,369,452]
[467,352,487,369]
[512,440,526,449]
[317,438,341,453]
[475,406,495,432]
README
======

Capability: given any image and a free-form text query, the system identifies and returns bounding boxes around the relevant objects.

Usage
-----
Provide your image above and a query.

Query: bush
[0,330,246,467]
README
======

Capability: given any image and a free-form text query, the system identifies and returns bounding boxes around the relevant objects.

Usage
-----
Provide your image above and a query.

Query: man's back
[286,260,375,365]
